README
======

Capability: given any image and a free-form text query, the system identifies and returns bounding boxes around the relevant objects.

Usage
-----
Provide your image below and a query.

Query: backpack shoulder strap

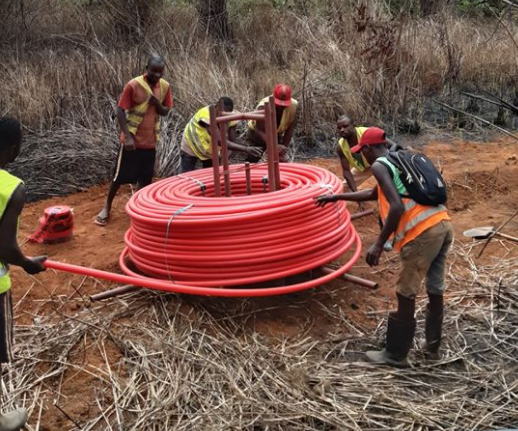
[376,158,395,180]
[376,155,411,199]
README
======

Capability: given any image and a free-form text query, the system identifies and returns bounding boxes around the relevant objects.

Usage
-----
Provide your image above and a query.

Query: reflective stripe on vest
[378,187,450,252]
[393,204,448,244]
[248,97,298,133]
[126,76,169,142]
[183,106,213,161]
[0,171,23,294]
[184,106,239,161]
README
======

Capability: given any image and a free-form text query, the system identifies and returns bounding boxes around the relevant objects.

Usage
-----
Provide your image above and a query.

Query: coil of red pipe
[109,162,362,296]
[45,163,361,297]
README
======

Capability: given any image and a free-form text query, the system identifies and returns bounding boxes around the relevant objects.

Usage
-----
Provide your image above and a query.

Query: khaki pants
[396,220,454,299]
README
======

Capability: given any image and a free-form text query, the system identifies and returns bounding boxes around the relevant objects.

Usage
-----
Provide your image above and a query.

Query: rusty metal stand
[90,101,376,301]
[209,97,280,195]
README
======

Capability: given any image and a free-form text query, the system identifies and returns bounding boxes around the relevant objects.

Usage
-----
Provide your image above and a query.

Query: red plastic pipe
[44,163,362,297]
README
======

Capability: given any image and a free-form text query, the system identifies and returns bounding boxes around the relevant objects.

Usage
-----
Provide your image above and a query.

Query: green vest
[376,156,407,195]
[0,170,23,293]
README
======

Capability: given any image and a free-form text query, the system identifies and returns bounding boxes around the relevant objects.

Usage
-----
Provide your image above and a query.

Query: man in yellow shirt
[336,115,372,192]
[247,84,298,163]
[180,97,261,173]
[0,117,47,431]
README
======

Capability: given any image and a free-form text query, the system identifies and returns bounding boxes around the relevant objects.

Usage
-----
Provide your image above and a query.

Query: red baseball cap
[351,127,388,153]
[273,84,292,107]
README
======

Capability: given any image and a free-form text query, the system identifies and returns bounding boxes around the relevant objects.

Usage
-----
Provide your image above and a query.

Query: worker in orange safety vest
[316,127,453,367]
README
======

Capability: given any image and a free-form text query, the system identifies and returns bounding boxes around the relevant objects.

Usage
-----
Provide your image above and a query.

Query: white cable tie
[164,204,195,281]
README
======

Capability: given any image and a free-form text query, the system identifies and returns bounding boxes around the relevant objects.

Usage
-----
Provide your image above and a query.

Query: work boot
[424,304,443,360]
[0,408,28,431]
[365,313,416,368]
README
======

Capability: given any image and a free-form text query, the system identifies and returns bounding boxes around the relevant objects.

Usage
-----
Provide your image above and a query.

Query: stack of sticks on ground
[3,242,517,430]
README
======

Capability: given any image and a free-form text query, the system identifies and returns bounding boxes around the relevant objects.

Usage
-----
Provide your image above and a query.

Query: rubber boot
[365,313,416,368]
[0,408,28,431]
[425,304,443,360]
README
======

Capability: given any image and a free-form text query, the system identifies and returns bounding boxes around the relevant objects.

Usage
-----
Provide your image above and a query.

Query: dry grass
[2,1,518,191]
[3,242,517,430]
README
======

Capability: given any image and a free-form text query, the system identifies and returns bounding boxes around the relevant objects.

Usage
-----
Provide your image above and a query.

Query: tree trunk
[197,0,233,42]
[421,0,442,16]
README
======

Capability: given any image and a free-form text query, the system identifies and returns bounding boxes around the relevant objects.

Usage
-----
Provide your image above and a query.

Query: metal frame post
[245,162,252,195]
[209,104,222,197]
[268,96,281,191]
[264,100,277,192]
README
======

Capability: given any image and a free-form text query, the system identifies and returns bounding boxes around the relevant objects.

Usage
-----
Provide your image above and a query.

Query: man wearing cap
[180,97,262,173]
[247,84,298,163]
[316,127,453,367]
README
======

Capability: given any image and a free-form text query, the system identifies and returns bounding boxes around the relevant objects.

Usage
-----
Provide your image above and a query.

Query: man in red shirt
[95,55,173,226]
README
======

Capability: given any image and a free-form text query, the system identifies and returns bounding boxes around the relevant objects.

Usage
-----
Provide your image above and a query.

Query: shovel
[463,226,518,243]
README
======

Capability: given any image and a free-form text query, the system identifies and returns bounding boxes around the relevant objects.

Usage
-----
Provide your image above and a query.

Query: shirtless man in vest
[0,117,47,431]
[316,127,453,367]
[247,84,298,163]
[95,55,173,226]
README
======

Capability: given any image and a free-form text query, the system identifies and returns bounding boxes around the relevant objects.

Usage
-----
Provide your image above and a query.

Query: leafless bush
[2,1,518,195]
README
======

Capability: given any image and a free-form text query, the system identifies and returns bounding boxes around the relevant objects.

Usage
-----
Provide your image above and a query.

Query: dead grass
[2,1,518,186]
[3,241,517,430]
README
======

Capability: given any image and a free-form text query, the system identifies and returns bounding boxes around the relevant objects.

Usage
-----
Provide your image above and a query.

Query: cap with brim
[351,127,387,153]
[273,84,292,107]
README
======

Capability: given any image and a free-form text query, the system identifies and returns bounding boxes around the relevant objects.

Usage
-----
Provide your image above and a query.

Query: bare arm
[149,95,171,116]
[0,185,46,274]
[226,126,262,158]
[365,162,405,266]
[315,187,377,207]
[338,146,358,192]
[281,110,298,147]
[117,107,135,150]
[251,106,268,143]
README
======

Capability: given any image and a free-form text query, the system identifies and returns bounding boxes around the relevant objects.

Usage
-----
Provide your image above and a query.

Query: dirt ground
[8,137,518,429]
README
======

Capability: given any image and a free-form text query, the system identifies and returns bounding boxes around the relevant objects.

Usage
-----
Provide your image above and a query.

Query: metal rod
[209,104,222,197]
[477,207,518,258]
[245,162,252,195]
[264,101,277,192]
[217,102,231,197]
[216,112,265,123]
[269,96,281,190]
[90,284,139,301]
[350,209,375,220]
[319,266,378,289]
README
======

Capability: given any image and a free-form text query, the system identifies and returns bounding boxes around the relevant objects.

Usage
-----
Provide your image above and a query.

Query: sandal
[94,214,109,226]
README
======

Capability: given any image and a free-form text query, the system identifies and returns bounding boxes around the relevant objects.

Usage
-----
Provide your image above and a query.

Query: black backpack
[378,146,447,206]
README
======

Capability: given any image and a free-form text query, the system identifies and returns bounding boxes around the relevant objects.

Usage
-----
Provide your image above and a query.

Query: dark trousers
[179,151,213,173]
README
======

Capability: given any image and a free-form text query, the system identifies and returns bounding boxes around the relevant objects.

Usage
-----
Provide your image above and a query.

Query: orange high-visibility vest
[377,157,450,251]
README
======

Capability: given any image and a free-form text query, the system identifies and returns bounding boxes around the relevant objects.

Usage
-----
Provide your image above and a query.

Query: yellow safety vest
[338,127,370,172]
[248,97,298,134]
[125,76,169,142]
[0,170,23,294]
[183,106,239,161]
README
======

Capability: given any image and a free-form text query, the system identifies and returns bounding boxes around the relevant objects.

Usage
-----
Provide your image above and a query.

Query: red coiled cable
[45,163,361,297]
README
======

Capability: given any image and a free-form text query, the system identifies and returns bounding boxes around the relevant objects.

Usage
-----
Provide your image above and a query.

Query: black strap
[376,158,411,199]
